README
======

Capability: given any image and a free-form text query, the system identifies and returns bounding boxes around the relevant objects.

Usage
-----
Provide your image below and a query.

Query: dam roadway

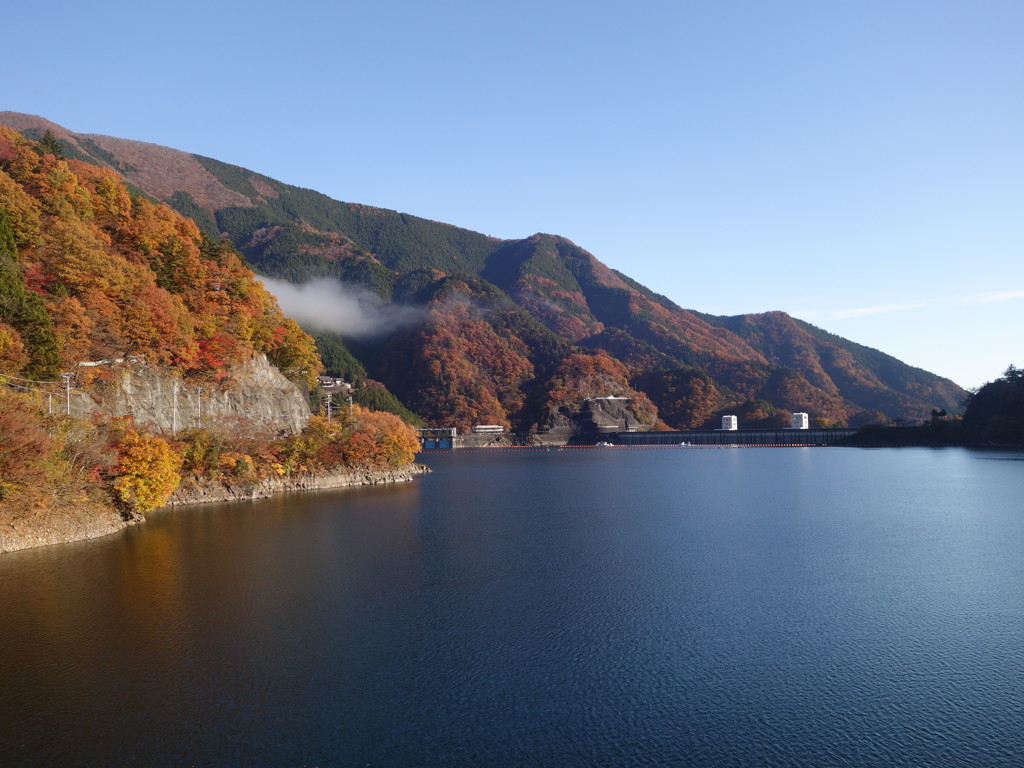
[419,427,862,449]
[608,427,860,447]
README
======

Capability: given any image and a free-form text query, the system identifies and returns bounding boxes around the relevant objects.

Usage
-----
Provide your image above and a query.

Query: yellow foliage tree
[113,429,183,514]
[0,321,28,375]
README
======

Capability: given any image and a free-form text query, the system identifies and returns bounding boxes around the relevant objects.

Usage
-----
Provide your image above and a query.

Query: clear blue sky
[5,0,1022,390]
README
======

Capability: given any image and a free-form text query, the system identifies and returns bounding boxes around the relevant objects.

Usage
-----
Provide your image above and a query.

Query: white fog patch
[259,277,422,339]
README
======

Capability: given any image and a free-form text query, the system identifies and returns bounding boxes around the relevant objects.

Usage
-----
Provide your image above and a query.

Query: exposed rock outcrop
[69,355,310,437]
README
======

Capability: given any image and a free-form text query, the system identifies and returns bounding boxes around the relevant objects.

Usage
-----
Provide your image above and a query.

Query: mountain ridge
[0,112,965,431]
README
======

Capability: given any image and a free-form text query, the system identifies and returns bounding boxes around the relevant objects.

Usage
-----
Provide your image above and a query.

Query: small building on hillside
[317,376,351,392]
[721,415,738,431]
[471,424,505,434]
[791,412,809,429]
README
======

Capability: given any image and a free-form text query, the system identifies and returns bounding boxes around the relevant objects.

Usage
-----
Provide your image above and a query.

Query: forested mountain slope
[0,112,966,430]
[0,122,319,384]
[0,125,423,546]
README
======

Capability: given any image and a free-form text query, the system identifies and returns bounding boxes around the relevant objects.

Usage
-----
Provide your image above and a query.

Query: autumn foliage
[380,286,536,431]
[0,126,319,386]
[2,118,971,435]
[113,429,183,514]
[0,387,421,526]
[0,390,119,518]
[0,390,53,505]
[340,406,420,468]
[540,351,659,427]
[174,404,419,483]
[0,128,423,530]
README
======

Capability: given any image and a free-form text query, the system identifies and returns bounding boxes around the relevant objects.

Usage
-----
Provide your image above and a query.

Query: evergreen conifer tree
[0,212,60,379]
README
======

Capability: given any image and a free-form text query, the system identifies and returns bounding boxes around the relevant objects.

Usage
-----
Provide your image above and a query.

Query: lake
[2,446,1024,766]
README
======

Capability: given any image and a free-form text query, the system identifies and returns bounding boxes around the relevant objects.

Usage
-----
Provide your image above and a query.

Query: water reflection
[2,449,1024,766]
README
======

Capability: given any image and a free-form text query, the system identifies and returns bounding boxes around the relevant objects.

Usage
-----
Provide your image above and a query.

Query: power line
[0,371,65,386]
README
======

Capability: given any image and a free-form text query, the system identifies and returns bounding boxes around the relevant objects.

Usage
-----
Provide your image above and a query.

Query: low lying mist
[259,277,423,339]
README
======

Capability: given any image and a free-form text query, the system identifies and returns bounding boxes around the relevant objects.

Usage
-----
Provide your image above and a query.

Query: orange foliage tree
[271,405,419,474]
[339,406,420,468]
[0,390,52,505]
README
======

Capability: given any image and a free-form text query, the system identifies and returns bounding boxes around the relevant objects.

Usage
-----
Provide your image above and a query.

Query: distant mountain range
[0,111,966,431]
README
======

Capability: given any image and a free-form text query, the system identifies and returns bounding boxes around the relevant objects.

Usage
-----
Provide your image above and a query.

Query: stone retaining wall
[165,464,430,506]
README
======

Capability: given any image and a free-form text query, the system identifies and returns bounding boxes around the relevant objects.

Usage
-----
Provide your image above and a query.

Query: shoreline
[164,463,430,506]
[0,463,430,555]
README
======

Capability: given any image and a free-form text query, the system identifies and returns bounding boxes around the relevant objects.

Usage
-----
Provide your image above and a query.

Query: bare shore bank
[0,464,429,555]
[164,464,430,506]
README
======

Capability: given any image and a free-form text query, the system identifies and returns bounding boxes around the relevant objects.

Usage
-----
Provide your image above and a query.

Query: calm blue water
[2,447,1024,766]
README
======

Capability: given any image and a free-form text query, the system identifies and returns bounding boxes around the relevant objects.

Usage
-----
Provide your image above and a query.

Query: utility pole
[60,372,72,415]
[195,386,202,426]
[321,392,334,423]
[172,381,178,436]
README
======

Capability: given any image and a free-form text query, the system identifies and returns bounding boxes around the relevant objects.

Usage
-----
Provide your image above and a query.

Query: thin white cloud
[797,289,1024,321]
[831,302,928,319]
[950,290,1024,305]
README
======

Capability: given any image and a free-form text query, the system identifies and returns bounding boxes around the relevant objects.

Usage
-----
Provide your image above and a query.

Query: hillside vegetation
[963,365,1024,445]
[0,127,420,536]
[0,125,320,383]
[0,112,967,432]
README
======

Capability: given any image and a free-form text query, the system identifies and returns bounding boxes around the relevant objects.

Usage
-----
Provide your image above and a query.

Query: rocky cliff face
[68,355,311,437]
[581,397,650,434]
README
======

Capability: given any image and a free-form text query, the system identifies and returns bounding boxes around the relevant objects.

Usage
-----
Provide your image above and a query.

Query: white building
[791,412,809,429]
[316,376,351,391]
[721,415,738,431]
[471,425,505,434]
